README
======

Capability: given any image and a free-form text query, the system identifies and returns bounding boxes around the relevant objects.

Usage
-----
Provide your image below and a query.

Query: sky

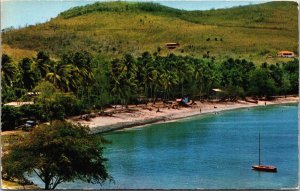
[1,0,272,29]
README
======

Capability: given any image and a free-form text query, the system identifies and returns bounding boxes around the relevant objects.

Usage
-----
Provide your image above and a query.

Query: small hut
[277,51,295,58]
[211,88,223,100]
[165,43,180,50]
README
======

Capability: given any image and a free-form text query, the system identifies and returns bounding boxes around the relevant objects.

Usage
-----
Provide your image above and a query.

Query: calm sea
[2,0,267,29]
[30,104,298,189]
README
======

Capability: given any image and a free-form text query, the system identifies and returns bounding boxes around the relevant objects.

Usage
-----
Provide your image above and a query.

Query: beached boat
[252,127,277,173]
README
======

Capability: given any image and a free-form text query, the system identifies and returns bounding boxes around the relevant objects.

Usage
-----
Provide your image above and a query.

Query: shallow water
[31,104,298,189]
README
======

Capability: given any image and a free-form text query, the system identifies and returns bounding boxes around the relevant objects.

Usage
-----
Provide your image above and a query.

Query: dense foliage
[59,2,181,19]
[2,120,111,190]
[2,51,298,113]
[2,106,22,131]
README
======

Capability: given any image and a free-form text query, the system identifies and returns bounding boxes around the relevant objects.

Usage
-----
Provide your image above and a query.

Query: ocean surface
[2,0,267,29]
[30,104,298,189]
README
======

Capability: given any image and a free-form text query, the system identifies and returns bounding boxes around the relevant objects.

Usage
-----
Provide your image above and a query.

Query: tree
[176,57,188,97]
[249,68,277,98]
[201,60,220,99]
[1,54,17,86]
[283,59,299,94]
[2,120,112,190]
[33,81,66,123]
[46,61,75,92]
[220,58,254,91]
[110,54,138,107]
[20,57,37,90]
[193,59,205,100]
[159,70,178,100]
[2,106,22,131]
[110,58,124,104]
[61,51,94,89]
[35,51,51,78]
[280,72,291,96]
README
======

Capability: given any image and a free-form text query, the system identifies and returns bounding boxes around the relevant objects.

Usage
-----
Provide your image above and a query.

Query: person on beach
[265,102,266,106]
[200,108,202,113]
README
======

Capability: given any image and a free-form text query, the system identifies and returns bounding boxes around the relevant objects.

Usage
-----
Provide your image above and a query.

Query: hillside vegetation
[2,1,298,63]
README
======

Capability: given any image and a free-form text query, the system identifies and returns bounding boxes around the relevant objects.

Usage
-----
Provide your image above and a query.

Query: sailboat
[252,127,277,173]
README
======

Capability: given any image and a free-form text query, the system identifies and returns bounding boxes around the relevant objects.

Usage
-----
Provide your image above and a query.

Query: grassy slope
[2,1,298,63]
[2,44,37,61]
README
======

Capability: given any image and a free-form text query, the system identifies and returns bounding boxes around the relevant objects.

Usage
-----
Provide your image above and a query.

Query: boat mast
[259,127,261,165]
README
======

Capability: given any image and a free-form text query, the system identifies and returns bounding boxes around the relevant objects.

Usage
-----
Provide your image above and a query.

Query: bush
[55,94,85,116]
[19,104,46,122]
[2,106,22,131]
[221,86,245,101]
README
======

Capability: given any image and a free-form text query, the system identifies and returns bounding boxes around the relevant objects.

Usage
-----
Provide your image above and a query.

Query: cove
[33,104,298,189]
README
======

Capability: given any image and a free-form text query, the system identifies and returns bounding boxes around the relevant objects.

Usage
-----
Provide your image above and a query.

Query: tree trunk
[150,83,153,100]
[44,176,51,190]
[199,85,202,101]
[181,80,184,97]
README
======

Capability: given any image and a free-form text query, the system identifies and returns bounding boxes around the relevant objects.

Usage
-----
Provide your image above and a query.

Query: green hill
[2,1,298,63]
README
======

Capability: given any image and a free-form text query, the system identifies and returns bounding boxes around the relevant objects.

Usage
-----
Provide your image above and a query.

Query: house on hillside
[165,43,180,50]
[277,50,295,58]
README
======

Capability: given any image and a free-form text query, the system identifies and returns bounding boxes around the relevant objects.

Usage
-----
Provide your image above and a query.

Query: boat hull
[252,165,277,173]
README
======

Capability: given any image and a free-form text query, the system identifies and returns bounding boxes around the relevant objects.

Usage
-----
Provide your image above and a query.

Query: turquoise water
[2,0,267,29]
[47,104,297,189]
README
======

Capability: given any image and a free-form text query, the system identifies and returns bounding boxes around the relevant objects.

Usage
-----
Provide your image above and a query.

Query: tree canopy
[2,120,112,190]
[1,51,298,131]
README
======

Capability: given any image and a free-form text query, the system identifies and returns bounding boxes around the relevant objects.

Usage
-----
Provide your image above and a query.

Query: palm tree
[110,59,124,105]
[194,59,205,101]
[20,57,37,90]
[59,52,94,95]
[202,60,220,99]
[46,61,76,92]
[1,54,17,86]
[159,70,178,100]
[120,54,138,107]
[138,52,157,98]
[66,51,94,85]
[175,56,194,97]
[35,51,50,78]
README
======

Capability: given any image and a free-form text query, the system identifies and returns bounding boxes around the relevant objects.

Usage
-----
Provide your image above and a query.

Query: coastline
[2,96,298,189]
[69,96,299,134]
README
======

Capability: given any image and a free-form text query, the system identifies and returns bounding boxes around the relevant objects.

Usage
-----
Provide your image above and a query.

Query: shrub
[19,104,46,122]
[2,106,22,131]
[55,94,85,116]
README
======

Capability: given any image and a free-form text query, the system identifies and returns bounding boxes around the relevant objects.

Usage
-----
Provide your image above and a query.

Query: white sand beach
[69,96,299,134]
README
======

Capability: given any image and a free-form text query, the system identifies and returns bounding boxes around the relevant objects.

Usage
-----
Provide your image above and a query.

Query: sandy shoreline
[69,96,299,134]
[1,96,298,189]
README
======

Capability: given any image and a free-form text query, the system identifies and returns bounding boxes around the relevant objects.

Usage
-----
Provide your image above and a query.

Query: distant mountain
[2,1,298,63]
